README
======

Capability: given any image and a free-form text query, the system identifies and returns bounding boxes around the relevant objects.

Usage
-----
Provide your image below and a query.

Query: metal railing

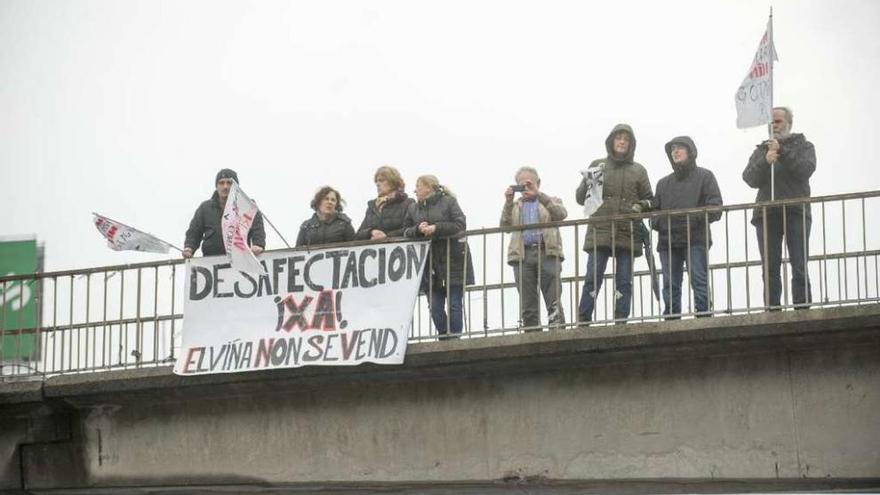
[2,190,879,379]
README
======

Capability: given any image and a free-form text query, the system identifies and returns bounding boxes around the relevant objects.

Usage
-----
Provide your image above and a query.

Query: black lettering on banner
[239,341,253,369]
[407,243,427,280]
[340,251,359,289]
[272,258,286,295]
[355,330,369,359]
[303,253,325,291]
[190,267,212,301]
[358,248,378,288]
[324,333,339,361]
[271,338,288,366]
[230,341,242,366]
[388,246,406,281]
[234,271,258,298]
[209,343,228,370]
[213,263,233,298]
[287,336,302,366]
[379,329,398,358]
[303,335,324,361]
[378,247,386,284]
[325,249,347,289]
[286,256,305,293]
[257,268,273,298]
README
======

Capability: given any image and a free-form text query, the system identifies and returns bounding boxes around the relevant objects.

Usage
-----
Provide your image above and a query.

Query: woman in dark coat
[295,186,355,248]
[355,166,415,241]
[405,175,474,339]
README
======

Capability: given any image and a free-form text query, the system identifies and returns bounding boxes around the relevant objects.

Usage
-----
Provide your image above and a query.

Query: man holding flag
[742,107,816,310]
[183,169,266,259]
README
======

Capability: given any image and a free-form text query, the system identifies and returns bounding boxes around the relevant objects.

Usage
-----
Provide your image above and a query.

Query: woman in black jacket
[405,175,474,339]
[296,186,355,248]
[356,166,415,241]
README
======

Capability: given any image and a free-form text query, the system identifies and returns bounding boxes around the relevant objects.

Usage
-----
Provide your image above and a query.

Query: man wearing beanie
[651,136,723,319]
[183,168,266,258]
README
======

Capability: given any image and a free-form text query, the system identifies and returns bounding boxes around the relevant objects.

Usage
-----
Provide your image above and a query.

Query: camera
[510,184,525,192]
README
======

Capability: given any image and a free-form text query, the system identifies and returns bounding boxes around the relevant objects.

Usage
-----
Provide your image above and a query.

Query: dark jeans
[659,245,709,319]
[578,248,633,322]
[512,246,565,330]
[755,208,812,308]
[430,284,463,337]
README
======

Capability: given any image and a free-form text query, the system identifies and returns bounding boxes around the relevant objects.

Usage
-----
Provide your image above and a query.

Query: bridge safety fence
[2,190,879,379]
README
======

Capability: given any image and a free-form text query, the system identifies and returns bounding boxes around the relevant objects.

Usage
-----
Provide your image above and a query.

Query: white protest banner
[221,182,265,275]
[174,240,430,375]
[93,213,173,253]
[580,164,605,217]
[735,17,778,129]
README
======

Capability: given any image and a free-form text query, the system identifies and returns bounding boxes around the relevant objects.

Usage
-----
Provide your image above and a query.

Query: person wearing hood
[575,124,653,323]
[295,186,355,248]
[183,168,266,258]
[742,107,816,309]
[355,166,415,241]
[651,136,723,319]
[405,175,475,339]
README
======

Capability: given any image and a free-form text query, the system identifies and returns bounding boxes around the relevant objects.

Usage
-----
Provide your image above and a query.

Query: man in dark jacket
[576,124,653,323]
[652,136,723,318]
[183,169,266,258]
[742,107,816,309]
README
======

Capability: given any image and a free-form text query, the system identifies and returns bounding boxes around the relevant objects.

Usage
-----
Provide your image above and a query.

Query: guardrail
[2,190,879,379]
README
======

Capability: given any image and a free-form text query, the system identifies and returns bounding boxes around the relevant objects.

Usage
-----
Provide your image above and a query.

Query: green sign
[1,240,38,362]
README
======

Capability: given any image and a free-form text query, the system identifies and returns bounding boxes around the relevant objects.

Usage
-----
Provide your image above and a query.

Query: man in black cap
[183,168,266,258]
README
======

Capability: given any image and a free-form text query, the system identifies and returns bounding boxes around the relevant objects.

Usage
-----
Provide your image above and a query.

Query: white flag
[735,18,778,129]
[580,164,605,218]
[93,213,172,253]
[221,182,266,275]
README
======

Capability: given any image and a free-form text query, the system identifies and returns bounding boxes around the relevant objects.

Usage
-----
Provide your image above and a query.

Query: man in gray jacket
[651,136,723,318]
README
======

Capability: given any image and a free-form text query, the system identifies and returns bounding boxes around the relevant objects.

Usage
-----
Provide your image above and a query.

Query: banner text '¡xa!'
[190,243,427,300]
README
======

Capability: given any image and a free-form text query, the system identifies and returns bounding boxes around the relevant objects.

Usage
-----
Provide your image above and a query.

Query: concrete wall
[2,305,879,493]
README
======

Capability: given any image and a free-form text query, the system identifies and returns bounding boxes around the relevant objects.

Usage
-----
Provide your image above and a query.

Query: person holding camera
[501,166,568,330]
[576,124,653,323]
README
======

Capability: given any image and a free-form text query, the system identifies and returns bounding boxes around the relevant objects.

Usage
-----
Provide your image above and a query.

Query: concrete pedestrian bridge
[3,192,880,493]
[2,304,879,494]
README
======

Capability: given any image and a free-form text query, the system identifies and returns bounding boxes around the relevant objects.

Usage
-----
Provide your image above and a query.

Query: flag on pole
[735,17,778,129]
[93,213,174,253]
[221,182,266,275]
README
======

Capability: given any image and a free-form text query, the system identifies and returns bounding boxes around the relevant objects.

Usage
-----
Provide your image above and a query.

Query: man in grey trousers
[501,166,568,331]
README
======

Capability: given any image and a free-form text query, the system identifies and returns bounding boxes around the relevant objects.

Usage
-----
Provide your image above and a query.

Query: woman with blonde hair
[405,175,474,339]
[355,165,415,241]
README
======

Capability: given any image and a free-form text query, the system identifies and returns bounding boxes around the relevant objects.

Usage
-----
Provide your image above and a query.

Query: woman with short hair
[355,165,415,241]
[295,186,355,248]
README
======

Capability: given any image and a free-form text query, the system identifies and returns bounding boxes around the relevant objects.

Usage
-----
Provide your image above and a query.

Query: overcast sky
[2,0,879,272]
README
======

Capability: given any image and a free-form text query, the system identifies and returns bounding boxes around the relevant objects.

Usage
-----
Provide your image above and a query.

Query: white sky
[2,0,880,272]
